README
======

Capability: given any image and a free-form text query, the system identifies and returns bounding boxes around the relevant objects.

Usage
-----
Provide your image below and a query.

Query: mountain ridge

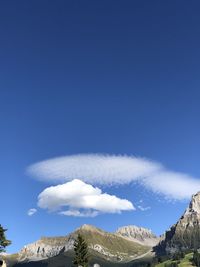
[116,225,159,246]
[5,224,155,266]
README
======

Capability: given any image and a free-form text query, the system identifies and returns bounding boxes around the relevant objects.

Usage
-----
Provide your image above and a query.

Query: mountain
[116,225,159,246]
[6,224,156,267]
[155,191,200,255]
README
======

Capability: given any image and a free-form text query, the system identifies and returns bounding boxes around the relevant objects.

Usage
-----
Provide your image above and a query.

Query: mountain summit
[184,191,200,220]
[116,225,159,246]
[155,191,200,255]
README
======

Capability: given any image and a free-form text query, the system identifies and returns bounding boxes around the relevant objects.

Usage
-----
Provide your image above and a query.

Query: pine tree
[73,234,89,267]
[0,224,11,252]
[193,250,200,267]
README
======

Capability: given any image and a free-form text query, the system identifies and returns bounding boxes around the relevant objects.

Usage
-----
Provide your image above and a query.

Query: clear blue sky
[1,0,200,253]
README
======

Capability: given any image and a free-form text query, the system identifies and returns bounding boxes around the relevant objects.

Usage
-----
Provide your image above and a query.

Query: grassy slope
[156,253,193,267]
[78,227,150,260]
[9,250,153,267]
[11,251,131,267]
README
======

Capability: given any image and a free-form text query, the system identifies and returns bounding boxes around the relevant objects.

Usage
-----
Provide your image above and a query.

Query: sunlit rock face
[184,192,200,223]
[155,191,200,255]
[18,236,74,261]
[116,225,159,246]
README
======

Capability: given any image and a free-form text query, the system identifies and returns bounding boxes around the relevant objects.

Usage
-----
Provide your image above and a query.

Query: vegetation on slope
[155,252,197,267]
[0,224,11,252]
[77,225,150,261]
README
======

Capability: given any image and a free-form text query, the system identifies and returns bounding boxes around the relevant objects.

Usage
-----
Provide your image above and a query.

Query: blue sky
[1,0,200,253]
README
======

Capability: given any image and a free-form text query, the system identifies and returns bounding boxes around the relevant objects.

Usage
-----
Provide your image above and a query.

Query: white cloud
[37,179,134,217]
[59,210,99,217]
[142,171,200,200]
[137,205,151,211]
[27,154,200,200]
[27,154,161,185]
[27,208,37,216]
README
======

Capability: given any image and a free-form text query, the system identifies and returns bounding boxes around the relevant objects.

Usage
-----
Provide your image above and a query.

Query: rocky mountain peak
[176,192,200,229]
[155,191,200,255]
[78,224,100,231]
[116,225,159,246]
[184,192,200,216]
[116,225,155,237]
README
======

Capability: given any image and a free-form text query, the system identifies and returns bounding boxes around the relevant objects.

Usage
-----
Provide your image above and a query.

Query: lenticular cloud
[27,154,162,185]
[27,154,200,200]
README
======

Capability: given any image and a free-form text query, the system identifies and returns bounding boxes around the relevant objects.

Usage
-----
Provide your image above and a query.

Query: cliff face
[18,236,73,260]
[155,192,200,255]
[116,225,159,246]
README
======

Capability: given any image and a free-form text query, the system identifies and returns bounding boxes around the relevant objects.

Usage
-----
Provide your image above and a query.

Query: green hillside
[156,253,193,267]
[77,225,150,261]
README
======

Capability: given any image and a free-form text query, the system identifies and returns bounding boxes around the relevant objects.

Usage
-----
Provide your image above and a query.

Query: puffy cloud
[28,154,200,200]
[37,179,134,217]
[27,208,37,216]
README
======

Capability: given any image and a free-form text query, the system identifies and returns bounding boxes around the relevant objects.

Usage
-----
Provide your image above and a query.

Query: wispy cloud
[27,154,161,185]
[38,179,134,217]
[27,154,200,200]
[137,205,151,211]
[27,208,37,216]
[59,210,99,217]
[143,171,200,200]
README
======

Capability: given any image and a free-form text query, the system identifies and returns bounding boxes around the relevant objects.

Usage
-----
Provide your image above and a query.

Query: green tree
[164,262,178,267]
[193,250,200,267]
[73,234,89,267]
[0,224,11,252]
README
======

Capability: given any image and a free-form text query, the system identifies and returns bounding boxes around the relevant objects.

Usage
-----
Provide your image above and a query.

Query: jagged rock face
[156,192,200,255]
[116,225,159,246]
[18,236,74,261]
[183,192,200,224]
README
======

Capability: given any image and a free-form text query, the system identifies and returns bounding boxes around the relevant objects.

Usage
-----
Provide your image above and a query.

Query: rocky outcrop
[116,225,159,246]
[18,236,74,261]
[155,192,200,255]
